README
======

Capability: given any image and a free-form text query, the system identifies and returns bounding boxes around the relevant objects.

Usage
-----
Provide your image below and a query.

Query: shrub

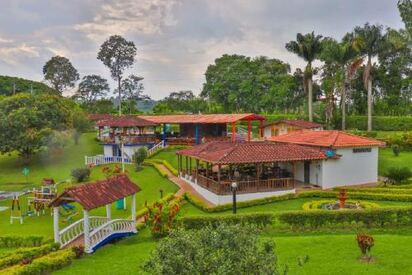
[71,245,84,259]
[0,236,44,248]
[143,223,281,274]
[384,167,412,184]
[178,213,274,229]
[143,161,168,178]
[302,200,379,210]
[356,233,374,258]
[133,147,148,170]
[145,198,181,238]
[0,243,60,269]
[70,168,91,183]
[346,116,412,131]
[392,144,401,156]
[135,193,176,220]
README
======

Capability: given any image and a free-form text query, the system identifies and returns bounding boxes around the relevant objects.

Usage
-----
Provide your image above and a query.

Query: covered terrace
[176,141,327,201]
[140,113,266,145]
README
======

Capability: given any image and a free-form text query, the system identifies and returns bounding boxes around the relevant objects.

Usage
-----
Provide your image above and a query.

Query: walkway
[156,164,215,207]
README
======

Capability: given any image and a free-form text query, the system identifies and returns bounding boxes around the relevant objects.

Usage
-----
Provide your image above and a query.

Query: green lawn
[378,148,412,175]
[150,148,179,169]
[0,132,101,191]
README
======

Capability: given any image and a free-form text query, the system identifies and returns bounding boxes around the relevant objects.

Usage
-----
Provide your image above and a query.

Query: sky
[0,0,404,100]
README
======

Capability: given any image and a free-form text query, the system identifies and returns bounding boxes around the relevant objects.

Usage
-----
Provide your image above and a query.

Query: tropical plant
[42,56,79,94]
[398,0,412,40]
[144,199,181,238]
[353,23,384,131]
[286,32,324,121]
[97,35,137,115]
[356,233,374,259]
[385,167,412,184]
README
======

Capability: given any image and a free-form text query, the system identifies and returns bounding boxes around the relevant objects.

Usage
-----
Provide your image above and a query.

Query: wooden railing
[101,136,158,144]
[195,174,294,195]
[85,155,132,166]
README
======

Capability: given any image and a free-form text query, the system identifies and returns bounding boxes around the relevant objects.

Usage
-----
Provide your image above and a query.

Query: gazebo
[177,141,328,204]
[49,174,141,253]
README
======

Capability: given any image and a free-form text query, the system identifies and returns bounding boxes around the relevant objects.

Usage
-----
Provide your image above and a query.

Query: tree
[119,75,146,114]
[97,35,137,115]
[0,94,73,160]
[74,75,110,104]
[42,56,79,94]
[353,23,384,131]
[84,99,116,114]
[133,147,147,170]
[72,111,90,145]
[398,0,412,40]
[320,37,361,129]
[143,223,282,274]
[286,32,324,121]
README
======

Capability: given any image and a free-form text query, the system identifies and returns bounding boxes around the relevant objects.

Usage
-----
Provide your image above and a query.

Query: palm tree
[320,37,361,130]
[286,32,323,122]
[353,23,383,131]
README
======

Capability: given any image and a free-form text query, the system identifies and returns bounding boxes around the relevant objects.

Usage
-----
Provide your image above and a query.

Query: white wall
[321,147,379,189]
[103,145,113,157]
[263,127,271,138]
[180,176,295,205]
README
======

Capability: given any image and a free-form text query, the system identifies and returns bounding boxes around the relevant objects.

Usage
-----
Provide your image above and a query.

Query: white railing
[85,155,132,166]
[147,140,165,156]
[59,216,108,248]
[89,219,136,251]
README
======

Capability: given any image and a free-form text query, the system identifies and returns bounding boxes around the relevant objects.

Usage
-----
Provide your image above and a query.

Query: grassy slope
[149,148,179,169]
[378,148,412,175]
[0,132,101,191]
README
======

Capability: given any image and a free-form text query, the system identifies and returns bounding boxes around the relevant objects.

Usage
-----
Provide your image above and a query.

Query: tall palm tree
[353,23,383,131]
[286,32,323,122]
[320,37,361,130]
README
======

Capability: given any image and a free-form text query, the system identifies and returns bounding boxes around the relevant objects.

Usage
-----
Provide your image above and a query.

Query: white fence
[85,155,132,166]
[147,140,165,156]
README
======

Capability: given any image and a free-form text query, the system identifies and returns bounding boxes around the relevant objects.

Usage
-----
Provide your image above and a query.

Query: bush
[135,193,176,220]
[143,161,168,178]
[70,168,91,183]
[302,200,379,210]
[392,144,401,156]
[133,147,148,170]
[2,249,76,275]
[0,236,44,248]
[356,233,374,258]
[346,116,412,131]
[178,213,274,229]
[149,159,178,176]
[0,243,59,269]
[384,167,412,184]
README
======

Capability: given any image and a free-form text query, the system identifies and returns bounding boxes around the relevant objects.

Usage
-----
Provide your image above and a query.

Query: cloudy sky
[0,0,404,99]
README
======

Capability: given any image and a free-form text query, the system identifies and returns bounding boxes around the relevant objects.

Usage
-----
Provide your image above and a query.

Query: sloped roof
[262,119,322,129]
[96,116,158,127]
[177,141,327,164]
[88,114,114,122]
[49,175,141,210]
[140,113,265,124]
[269,130,385,148]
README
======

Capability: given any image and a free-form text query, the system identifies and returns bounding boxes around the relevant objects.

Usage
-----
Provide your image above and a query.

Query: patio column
[259,120,264,138]
[217,164,221,184]
[106,204,111,220]
[247,119,252,142]
[177,155,180,176]
[162,124,167,145]
[131,194,137,230]
[232,122,236,141]
[185,156,188,177]
[53,206,60,243]
[195,124,200,144]
[83,209,91,253]
[195,159,199,183]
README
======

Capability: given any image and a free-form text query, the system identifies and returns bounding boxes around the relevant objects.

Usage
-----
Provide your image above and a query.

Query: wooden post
[195,159,199,183]
[83,210,91,253]
[217,164,221,184]
[232,122,236,141]
[292,162,296,188]
[177,155,180,176]
[259,120,264,138]
[247,119,251,142]
[53,207,60,244]
[106,204,111,220]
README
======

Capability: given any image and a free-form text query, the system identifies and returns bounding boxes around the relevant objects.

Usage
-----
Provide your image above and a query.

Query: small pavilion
[49,175,141,253]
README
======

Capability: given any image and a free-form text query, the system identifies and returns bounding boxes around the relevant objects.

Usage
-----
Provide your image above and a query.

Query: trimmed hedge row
[301,199,380,210]
[148,159,178,176]
[346,116,412,131]
[334,187,412,195]
[0,243,60,269]
[143,161,168,178]
[177,213,274,229]
[298,190,412,202]
[183,192,297,213]
[2,249,76,275]
[0,237,44,248]
[135,193,176,220]
[279,207,412,229]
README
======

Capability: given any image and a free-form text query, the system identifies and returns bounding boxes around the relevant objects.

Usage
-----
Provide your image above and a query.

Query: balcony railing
[188,173,294,195]
[101,136,158,144]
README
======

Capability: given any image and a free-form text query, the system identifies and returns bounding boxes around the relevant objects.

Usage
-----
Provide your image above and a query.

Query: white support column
[131,194,137,231]
[83,209,91,253]
[106,204,112,220]
[53,207,60,244]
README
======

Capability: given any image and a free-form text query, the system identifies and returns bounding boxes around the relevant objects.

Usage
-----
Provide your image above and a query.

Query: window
[353,148,372,153]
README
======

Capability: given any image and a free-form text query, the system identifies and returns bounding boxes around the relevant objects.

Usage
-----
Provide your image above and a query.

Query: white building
[261,119,323,138]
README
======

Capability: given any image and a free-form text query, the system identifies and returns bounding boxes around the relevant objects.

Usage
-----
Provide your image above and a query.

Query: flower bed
[302,200,380,210]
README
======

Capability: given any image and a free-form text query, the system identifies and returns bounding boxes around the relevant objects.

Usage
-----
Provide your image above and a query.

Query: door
[112,145,121,157]
[304,161,310,184]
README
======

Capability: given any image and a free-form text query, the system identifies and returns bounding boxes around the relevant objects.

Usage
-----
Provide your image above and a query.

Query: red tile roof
[177,141,327,164]
[261,119,322,129]
[140,113,265,124]
[88,114,114,122]
[96,116,158,127]
[49,175,141,210]
[268,130,385,148]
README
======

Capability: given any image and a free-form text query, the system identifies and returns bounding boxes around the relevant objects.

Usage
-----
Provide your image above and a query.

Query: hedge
[2,249,76,275]
[301,199,380,210]
[333,187,412,195]
[346,116,412,131]
[0,237,44,248]
[135,193,176,220]
[148,159,178,176]
[183,192,297,213]
[279,207,412,230]
[0,243,60,269]
[298,190,412,202]
[143,161,168,178]
[177,213,274,229]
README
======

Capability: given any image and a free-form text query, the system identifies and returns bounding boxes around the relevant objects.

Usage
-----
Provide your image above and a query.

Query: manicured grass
[150,148,179,169]
[378,148,412,175]
[0,132,101,191]
[0,164,178,237]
